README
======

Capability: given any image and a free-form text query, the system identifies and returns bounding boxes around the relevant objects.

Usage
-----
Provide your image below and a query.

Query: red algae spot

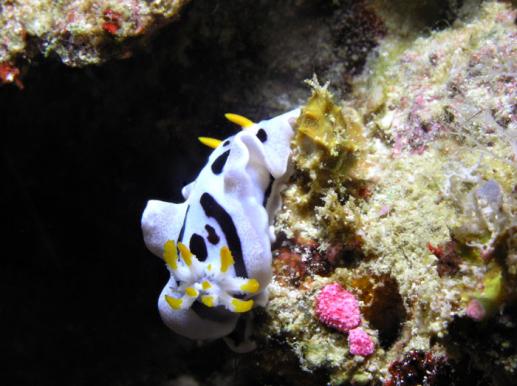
[426,242,443,256]
[273,247,307,287]
[356,184,373,200]
[427,241,462,277]
[102,9,122,35]
[314,283,361,332]
[348,327,375,356]
[384,351,451,386]
[0,63,23,89]
[273,238,359,287]
[103,22,119,35]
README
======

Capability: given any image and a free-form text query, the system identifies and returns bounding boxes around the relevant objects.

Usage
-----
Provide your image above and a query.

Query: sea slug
[142,109,300,341]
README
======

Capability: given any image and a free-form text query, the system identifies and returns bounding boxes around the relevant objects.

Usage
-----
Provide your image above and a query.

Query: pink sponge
[315,283,361,332]
[348,327,375,356]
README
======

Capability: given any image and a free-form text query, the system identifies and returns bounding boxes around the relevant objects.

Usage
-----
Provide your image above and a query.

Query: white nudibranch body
[141,108,300,341]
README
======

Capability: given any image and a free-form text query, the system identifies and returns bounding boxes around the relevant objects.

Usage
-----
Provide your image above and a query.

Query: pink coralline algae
[315,283,376,357]
[315,283,361,332]
[466,299,486,321]
[348,327,375,356]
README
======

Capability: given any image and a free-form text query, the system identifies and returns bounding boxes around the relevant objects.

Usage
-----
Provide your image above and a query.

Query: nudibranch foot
[223,312,258,353]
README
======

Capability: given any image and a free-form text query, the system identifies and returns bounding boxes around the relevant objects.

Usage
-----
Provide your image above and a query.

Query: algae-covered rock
[263,1,517,384]
[0,0,189,76]
[277,78,371,245]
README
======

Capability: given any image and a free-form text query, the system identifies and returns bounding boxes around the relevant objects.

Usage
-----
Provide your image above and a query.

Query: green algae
[474,265,504,316]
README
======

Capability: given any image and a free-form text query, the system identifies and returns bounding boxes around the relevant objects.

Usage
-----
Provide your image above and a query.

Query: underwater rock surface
[264,1,517,384]
[0,0,189,84]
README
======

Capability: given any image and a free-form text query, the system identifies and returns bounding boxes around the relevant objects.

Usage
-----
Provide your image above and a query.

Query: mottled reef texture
[2,0,516,385]
[268,2,517,384]
[0,0,190,73]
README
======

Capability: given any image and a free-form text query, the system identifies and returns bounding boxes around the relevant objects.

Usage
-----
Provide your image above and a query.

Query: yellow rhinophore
[240,278,260,293]
[220,246,234,273]
[198,136,222,149]
[177,242,193,266]
[231,298,254,313]
[225,113,254,128]
[163,240,178,270]
[165,295,183,310]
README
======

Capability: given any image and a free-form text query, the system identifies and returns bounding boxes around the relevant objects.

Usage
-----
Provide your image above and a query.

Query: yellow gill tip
[240,278,260,293]
[163,240,178,270]
[201,295,215,307]
[165,295,183,310]
[164,240,175,250]
[224,113,254,128]
[177,242,193,266]
[202,281,212,290]
[231,298,254,313]
[198,136,222,149]
[220,246,234,273]
[185,287,198,297]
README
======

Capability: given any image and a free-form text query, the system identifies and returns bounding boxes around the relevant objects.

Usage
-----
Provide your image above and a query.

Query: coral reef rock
[0,0,189,83]
[261,1,517,384]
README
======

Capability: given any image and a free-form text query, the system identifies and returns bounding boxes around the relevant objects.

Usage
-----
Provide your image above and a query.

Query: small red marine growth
[102,9,122,35]
[427,241,462,276]
[273,248,306,287]
[0,63,23,89]
[384,351,451,386]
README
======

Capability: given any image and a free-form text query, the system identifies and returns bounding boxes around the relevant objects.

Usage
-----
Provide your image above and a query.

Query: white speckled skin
[141,108,299,340]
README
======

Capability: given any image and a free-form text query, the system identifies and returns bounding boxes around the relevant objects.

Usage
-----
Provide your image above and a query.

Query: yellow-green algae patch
[276,78,372,245]
[265,2,517,384]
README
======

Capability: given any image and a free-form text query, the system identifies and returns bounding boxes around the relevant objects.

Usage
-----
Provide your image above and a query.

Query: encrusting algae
[259,2,517,384]
[278,77,371,246]
[0,0,190,86]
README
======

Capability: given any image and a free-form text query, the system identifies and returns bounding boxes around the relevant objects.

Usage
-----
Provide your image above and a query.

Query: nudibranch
[141,108,300,341]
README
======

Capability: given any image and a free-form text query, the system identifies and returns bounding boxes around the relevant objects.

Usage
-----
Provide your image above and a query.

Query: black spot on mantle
[211,150,230,175]
[189,233,208,261]
[205,224,220,245]
[256,128,268,142]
